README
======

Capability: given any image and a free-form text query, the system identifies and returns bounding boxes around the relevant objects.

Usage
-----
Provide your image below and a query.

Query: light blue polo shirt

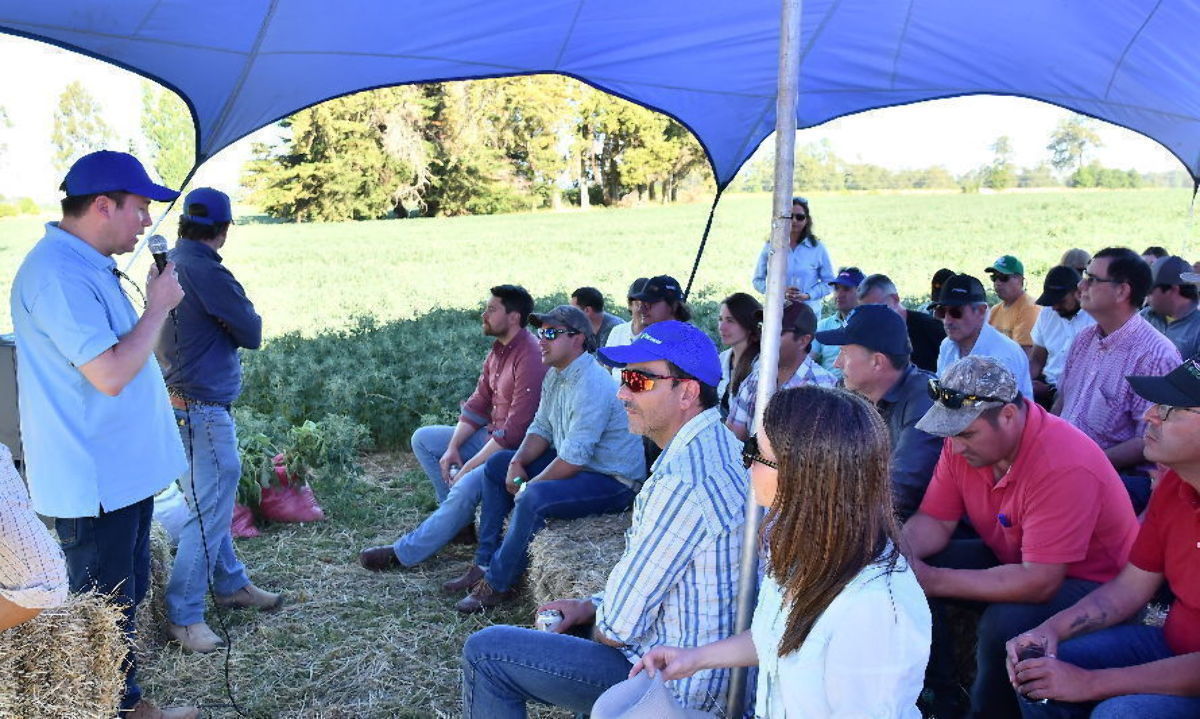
[936,320,1034,399]
[9,223,186,518]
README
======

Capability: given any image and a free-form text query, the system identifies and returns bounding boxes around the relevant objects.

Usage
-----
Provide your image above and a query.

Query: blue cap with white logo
[598,320,721,387]
[61,150,179,201]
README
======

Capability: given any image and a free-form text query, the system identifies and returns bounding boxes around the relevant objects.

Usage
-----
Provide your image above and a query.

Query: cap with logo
[597,320,721,387]
[1149,256,1192,287]
[916,355,1019,437]
[829,267,865,289]
[631,275,682,304]
[985,255,1025,277]
[813,303,911,356]
[1127,356,1200,408]
[529,305,596,349]
[1035,265,1082,306]
[61,150,179,202]
[181,187,233,225]
[936,273,988,307]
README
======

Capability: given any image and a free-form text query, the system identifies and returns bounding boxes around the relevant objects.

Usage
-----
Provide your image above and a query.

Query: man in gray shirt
[1143,255,1200,360]
[448,304,646,612]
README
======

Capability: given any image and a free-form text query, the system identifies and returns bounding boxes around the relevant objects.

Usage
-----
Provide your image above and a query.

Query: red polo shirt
[920,402,1139,584]
[1129,470,1200,655]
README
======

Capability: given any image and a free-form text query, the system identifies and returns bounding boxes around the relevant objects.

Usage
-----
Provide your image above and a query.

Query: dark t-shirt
[906,309,946,373]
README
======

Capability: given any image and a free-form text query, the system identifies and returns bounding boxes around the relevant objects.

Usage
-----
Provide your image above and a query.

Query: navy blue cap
[598,320,721,387]
[829,267,865,288]
[813,304,912,356]
[1128,356,1200,408]
[61,150,179,201]
[937,273,988,307]
[181,187,233,225]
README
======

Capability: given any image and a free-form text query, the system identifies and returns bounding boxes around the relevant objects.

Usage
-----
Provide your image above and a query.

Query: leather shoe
[215,583,283,611]
[359,545,402,572]
[455,578,517,613]
[166,621,225,653]
[449,523,477,545]
[441,564,484,595]
[125,698,200,719]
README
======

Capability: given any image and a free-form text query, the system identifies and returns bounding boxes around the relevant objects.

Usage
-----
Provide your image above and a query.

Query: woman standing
[633,385,930,717]
[716,292,761,418]
[751,197,834,315]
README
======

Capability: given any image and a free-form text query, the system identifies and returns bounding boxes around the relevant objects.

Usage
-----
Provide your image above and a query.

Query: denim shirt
[751,239,834,315]
[877,363,941,520]
[157,239,262,404]
[526,352,645,487]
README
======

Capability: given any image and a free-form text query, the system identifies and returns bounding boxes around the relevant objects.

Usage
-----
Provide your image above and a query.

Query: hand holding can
[535,609,564,632]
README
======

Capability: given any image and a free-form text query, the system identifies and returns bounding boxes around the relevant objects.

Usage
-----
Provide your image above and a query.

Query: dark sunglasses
[927,378,1006,409]
[741,436,777,470]
[933,305,967,320]
[990,273,1012,283]
[536,327,580,341]
[620,368,681,393]
[791,213,808,221]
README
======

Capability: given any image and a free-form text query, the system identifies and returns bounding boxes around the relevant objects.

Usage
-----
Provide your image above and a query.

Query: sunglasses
[927,378,1006,409]
[536,327,580,341]
[741,436,778,470]
[620,368,681,393]
[990,273,1012,283]
[933,305,967,320]
[791,213,808,221]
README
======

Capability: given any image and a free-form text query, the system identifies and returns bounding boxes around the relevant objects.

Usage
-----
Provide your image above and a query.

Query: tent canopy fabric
[2,0,1197,188]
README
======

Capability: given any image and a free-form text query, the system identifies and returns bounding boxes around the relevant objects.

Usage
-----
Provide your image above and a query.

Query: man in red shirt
[1006,357,1200,718]
[902,356,1139,718]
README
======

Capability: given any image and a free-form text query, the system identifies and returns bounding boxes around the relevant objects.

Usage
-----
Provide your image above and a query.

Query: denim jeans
[476,450,635,592]
[1019,624,1200,719]
[461,624,633,718]
[56,496,155,712]
[411,424,489,503]
[165,405,251,626]
[393,465,486,566]
[924,539,1100,719]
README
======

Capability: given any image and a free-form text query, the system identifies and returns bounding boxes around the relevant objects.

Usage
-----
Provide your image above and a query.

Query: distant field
[2,188,1197,336]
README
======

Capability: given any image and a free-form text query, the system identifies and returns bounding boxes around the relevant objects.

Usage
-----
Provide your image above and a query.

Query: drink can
[535,609,563,632]
[449,464,461,478]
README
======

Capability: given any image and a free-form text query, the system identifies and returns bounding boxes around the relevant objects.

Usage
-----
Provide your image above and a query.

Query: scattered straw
[134,521,173,659]
[527,512,631,606]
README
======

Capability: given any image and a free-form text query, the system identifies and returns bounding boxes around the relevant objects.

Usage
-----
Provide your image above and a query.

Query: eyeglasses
[620,368,681,393]
[742,436,778,470]
[1153,404,1200,422]
[536,327,580,341]
[927,379,1007,409]
[791,213,808,221]
[934,305,966,320]
[1083,272,1121,286]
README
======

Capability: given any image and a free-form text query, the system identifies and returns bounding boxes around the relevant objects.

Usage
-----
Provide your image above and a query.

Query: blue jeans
[1019,625,1200,719]
[393,466,486,566]
[476,450,635,592]
[462,624,633,718]
[165,405,251,626]
[56,496,154,712]
[411,424,489,503]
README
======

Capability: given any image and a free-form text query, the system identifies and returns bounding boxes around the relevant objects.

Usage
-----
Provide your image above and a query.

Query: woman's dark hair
[489,284,535,327]
[719,293,762,412]
[761,385,900,656]
[792,197,818,247]
[669,299,692,322]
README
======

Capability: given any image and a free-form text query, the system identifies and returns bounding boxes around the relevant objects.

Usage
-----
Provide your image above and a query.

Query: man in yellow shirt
[986,254,1041,357]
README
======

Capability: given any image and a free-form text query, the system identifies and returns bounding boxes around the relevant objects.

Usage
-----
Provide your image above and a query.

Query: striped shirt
[594,407,748,713]
[0,443,68,609]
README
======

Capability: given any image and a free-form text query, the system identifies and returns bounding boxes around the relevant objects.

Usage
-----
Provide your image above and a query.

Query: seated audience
[726,301,836,440]
[934,273,1033,398]
[903,356,1138,719]
[752,196,834,315]
[858,272,946,373]
[1007,357,1200,718]
[1029,266,1094,408]
[1142,245,1168,265]
[986,255,1040,354]
[0,443,67,631]
[716,292,761,418]
[360,285,545,572]
[817,304,941,520]
[571,286,624,348]
[450,305,645,613]
[1141,256,1200,360]
[1060,248,1091,274]
[811,266,864,377]
[461,321,746,715]
[1055,247,1180,512]
[635,385,931,717]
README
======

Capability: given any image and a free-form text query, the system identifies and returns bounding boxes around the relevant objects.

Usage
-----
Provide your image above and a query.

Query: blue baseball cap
[598,320,721,387]
[61,150,179,201]
[813,304,912,356]
[181,187,233,225]
[829,266,865,288]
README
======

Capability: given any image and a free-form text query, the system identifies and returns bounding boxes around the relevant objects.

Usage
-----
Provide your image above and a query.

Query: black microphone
[148,234,169,273]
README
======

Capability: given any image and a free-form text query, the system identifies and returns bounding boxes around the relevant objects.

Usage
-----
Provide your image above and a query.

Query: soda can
[449,464,461,479]
[535,609,563,632]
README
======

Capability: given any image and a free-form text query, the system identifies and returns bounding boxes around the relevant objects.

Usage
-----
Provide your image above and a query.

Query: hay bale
[0,591,126,718]
[527,511,631,606]
[134,521,173,657]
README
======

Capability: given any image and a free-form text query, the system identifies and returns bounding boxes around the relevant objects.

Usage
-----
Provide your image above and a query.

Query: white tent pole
[725,0,801,714]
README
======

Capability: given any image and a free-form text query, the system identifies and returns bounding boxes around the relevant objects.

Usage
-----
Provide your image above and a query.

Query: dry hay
[134,521,174,658]
[0,591,126,718]
[527,511,631,606]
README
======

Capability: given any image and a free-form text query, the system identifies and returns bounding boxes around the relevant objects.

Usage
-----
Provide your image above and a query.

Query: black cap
[937,273,987,307]
[756,300,817,337]
[632,275,682,303]
[814,304,912,356]
[1128,357,1200,408]
[930,268,955,301]
[1036,266,1082,306]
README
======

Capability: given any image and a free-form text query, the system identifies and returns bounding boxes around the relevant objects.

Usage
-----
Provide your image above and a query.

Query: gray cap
[916,355,1019,437]
[529,304,596,350]
[1152,255,1192,286]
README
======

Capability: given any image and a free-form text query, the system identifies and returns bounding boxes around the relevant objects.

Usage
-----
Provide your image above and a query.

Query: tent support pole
[725,0,801,715]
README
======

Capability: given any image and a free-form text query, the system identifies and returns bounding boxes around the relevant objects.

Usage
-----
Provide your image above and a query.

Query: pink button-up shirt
[458,330,547,450]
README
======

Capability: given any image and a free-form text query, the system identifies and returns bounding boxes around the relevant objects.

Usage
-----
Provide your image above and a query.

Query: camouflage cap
[916,355,1019,437]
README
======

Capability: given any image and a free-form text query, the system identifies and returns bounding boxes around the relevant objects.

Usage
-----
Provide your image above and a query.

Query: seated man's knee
[463,624,522,665]
[483,451,517,481]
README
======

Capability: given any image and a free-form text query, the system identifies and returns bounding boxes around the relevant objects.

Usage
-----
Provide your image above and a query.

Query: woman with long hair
[717,292,762,418]
[632,385,930,717]
[751,196,835,315]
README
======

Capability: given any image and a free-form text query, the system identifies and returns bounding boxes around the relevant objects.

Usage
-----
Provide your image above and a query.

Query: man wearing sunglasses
[450,305,645,613]
[985,255,1040,356]
[934,272,1033,400]
[1006,357,1200,717]
[901,356,1138,719]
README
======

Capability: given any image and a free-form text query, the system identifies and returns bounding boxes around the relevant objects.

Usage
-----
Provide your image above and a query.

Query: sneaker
[455,578,517,614]
[166,621,226,653]
[358,545,402,572]
[214,584,284,611]
[125,698,200,718]
[441,564,484,595]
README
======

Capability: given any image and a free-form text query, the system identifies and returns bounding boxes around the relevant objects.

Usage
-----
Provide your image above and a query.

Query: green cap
[986,255,1024,277]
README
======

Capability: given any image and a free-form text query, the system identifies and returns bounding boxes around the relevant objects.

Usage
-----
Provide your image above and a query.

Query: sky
[0,33,1186,203]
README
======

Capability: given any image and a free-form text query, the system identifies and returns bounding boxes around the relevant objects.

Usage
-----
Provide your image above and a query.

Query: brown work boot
[166,621,226,653]
[214,583,283,611]
[455,578,517,614]
[125,698,200,718]
[358,545,403,572]
[449,523,477,545]
[441,564,484,595]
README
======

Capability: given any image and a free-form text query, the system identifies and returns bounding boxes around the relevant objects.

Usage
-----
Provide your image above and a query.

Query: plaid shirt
[728,355,837,433]
[0,444,67,609]
[593,408,748,713]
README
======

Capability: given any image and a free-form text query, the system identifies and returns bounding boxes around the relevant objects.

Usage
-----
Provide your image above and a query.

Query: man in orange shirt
[987,255,1041,356]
